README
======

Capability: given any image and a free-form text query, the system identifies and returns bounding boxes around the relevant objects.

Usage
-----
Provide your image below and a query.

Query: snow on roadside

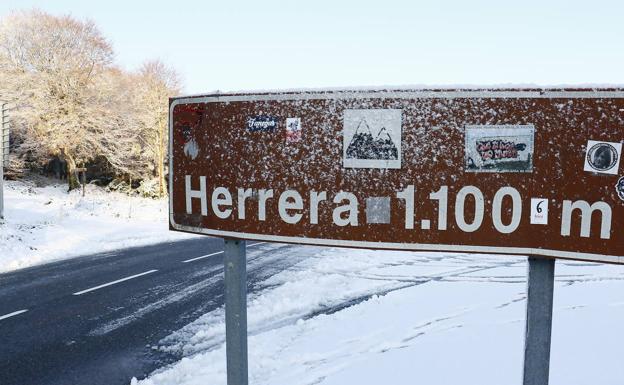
[0,179,197,273]
[137,247,624,385]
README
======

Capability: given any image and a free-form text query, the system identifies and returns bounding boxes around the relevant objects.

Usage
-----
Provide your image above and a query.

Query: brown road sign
[169,88,624,264]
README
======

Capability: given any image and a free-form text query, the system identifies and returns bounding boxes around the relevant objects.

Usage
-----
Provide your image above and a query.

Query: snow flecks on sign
[137,247,624,385]
[172,93,624,263]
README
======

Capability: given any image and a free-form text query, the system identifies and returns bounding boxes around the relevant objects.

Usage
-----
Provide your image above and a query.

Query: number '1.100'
[396,185,522,234]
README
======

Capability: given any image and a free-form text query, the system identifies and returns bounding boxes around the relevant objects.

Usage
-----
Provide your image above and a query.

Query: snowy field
[138,246,624,385]
[0,179,196,273]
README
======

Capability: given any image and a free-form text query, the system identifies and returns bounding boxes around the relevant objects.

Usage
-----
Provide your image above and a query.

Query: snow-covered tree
[0,10,114,190]
[91,67,145,181]
[134,60,181,197]
[0,11,183,195]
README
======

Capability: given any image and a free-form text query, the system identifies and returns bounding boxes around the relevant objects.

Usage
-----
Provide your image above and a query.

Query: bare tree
[134,60,181,197]
[0,10,113,190]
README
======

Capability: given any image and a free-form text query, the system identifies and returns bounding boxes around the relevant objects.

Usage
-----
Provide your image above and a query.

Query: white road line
[181,241,266,263]
[72,270,158,296]
[182,251,224,263]
[0,309,28,321]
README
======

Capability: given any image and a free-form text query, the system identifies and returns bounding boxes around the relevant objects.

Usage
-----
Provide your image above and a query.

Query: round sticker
[616,176,624,202]
[587,142,619,172]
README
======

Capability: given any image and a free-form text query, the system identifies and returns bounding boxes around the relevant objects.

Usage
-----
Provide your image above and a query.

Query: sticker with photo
[616,176,624,202]
[343,109,402,169]
[285,117,302,143]
[584,140,622,175]
[465,125,534,173]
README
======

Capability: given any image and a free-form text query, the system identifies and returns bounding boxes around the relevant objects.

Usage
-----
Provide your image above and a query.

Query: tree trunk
[61,149,80,192]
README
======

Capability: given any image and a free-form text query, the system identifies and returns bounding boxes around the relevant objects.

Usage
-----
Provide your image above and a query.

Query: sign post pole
[224,238,248,385]
[0,122,3,220]
[0,102,7,220]
[522,257,556,385]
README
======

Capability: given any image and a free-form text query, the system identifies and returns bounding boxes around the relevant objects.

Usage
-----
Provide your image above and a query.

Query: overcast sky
[1,0,623,94]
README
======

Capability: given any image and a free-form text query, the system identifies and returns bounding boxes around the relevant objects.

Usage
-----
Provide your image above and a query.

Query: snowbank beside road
[137,247,624,385]
[0,179,196,273]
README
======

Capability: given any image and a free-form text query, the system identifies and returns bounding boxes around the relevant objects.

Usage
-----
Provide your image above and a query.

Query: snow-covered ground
[0,179,196,273]
[137,246,624,385]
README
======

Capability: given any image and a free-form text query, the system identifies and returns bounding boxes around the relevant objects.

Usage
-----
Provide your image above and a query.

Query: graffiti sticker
[465,125,535,173]
[285,117,302,143]
[343,109,402,169]
[584,140,622,175]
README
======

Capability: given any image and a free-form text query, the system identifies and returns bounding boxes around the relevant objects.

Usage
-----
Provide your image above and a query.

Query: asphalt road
[0,237,299,385]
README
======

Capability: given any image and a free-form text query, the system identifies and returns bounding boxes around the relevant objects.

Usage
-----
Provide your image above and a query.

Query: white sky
[1,0,623,94]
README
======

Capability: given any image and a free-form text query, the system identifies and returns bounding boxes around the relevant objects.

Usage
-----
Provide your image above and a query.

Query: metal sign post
[0,123,3,220]
[1,103,8,168]
[0,102,8,220]
[224,238,248,385]
[523,257,556,385]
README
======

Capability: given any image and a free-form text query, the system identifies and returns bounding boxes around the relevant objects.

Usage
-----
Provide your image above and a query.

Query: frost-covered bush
[106,179,134,195]
[136,178,162,199]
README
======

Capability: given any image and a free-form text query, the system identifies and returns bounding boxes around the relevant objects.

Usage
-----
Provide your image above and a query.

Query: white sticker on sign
[286,117,302,143]
[343,109,402,169]
[583,140,622,175]
[530,198,549,225]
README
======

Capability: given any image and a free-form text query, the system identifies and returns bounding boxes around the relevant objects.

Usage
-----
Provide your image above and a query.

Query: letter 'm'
[561,200,612,239]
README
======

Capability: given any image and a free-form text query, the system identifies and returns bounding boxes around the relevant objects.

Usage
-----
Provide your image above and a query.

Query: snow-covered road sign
[169,88,624,265]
